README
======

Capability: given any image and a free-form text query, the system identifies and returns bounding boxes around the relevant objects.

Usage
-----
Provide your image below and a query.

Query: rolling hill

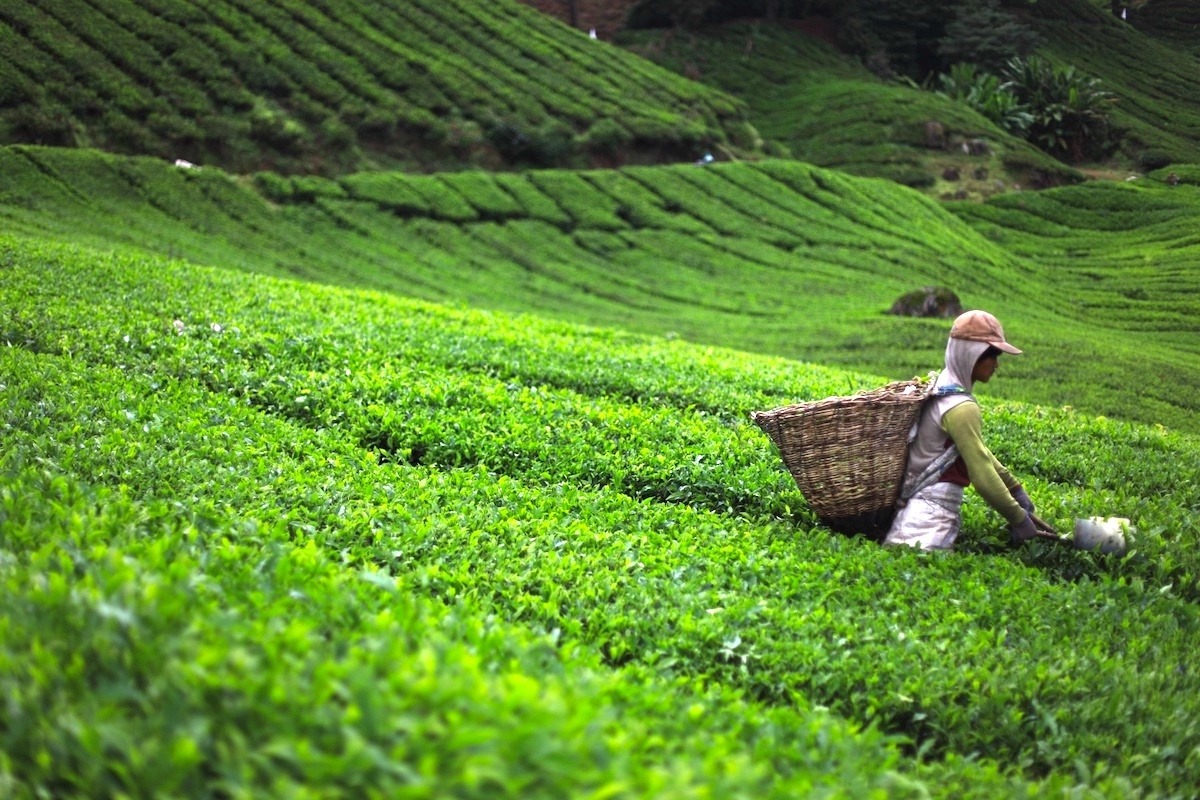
[4,230,1200,797]
[5,0,1200,185]
[618,21,1080,195]
[4,144,1199,436]
[0,0,751,174]
[4,0,1200,795]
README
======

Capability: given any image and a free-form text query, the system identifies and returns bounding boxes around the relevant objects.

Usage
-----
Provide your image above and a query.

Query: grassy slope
[0,0,748,174]
[620,0,1200,180]
[618,22,1080,195]
[3,233,1199,797]
[1129,0,1200,56]
[4,144,1199,437]
[1025,0,1200,166]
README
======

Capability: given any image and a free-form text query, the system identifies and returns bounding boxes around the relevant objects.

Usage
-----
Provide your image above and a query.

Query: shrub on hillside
[253,172,294,203]
[484,116,576,168]
[888,287,963,318]
[4,105,77,147]
[935,62,1033,136]
[579,118,634,153]
[1003,56,1118,163]
[1137,149,1175,170]
[727,120,764,151]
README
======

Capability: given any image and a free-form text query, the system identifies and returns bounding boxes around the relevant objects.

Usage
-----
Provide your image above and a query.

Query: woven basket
[751,378,932,533]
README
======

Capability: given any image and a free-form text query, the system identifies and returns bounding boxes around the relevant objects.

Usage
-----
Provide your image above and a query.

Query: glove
[1011,485,1035,515]
[1010,514,1039,544]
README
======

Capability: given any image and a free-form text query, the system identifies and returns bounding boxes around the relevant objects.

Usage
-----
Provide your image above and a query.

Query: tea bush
[0,0,752,174]
[3,235,1200,795]
[3,144,1200,436]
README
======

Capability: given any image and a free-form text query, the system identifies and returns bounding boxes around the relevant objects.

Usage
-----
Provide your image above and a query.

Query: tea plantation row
[3,234,1199,796]
[629,2,1200,176]
[1033,0,1200,166]
[0,0,746,174]
[3,145,1199,437]
[619,22,1075,190]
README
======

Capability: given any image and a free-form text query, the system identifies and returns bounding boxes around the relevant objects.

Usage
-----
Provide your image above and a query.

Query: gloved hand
[1011,485,1035,515]
[1010,514,1039,544]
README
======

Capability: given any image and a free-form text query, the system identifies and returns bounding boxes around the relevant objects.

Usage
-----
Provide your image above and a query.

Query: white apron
[884,482,965,550]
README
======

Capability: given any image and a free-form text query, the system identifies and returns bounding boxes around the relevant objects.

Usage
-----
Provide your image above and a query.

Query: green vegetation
[4,0,1198,182]
[1129,0,1200,56]
[4,0,1200,795]
[623,0,1200,182]
[4,233,1200,797]
[621,22,1079,192]
[0,0,749,174]
[1030,0,1200,167]
[934,62,1034,137]
[1001,55,1118,164]
[4,144,1199,436]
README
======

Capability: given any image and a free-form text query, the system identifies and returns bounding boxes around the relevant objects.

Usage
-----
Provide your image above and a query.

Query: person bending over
[885,310,1040,550]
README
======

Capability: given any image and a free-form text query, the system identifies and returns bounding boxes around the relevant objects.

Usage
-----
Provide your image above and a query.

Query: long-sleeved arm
[942,402,1026,525]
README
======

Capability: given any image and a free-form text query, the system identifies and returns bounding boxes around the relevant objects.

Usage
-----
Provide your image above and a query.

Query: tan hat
[950,310,1022,354]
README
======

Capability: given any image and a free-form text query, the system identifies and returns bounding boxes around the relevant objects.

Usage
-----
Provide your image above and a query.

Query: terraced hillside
[625,0,1200,184]
[1031,0,1200,167]
[1128,0,1200,56]
[5,0,1199,186]
[4,145,1199,436]
[620,22,1079,194]
[0,0,750,174]
[5,1,1200,796]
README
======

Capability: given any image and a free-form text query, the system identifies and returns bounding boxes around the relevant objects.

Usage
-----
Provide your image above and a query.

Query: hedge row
[4,144,1200,435]
[0,0,751,173]
[4,235,1200,795]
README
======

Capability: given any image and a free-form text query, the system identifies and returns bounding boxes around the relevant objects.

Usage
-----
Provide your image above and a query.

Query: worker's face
[973,354,999,383]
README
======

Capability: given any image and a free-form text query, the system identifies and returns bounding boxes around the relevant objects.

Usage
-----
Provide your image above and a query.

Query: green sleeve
[942,402,1026,525]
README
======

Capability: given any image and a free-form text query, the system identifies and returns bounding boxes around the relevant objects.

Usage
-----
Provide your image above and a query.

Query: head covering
[949,310,1022,355]
[936,337,991,395]
[906,336,990,486]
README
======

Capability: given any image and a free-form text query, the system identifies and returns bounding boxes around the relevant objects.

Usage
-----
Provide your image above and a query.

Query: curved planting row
[7,145,1200,435]
[619,22,1078,190]
[3,235,1200,796]
[0,0,748,174]
[1031,0,1200,166]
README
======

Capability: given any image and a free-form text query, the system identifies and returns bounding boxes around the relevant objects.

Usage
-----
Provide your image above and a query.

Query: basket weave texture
[751,378,931,521]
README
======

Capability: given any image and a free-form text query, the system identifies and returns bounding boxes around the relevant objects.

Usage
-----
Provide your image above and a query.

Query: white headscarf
[903,337,992,485]
[934,336,991,404]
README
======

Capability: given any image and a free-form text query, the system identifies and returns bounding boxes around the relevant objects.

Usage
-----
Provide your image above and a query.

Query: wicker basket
[751,378,932,535]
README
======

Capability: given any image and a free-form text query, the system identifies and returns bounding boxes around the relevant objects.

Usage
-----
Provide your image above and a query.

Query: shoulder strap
[898,444,960,504]
[933,383,972,398]
[897,384,973,504]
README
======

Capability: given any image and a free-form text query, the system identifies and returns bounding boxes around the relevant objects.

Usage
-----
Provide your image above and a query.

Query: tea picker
[754,310,1131,553]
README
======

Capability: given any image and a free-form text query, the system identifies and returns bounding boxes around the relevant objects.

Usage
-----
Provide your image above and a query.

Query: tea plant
[3,144,1199,436]
[3,236,1199,796]
[0,0,751,174]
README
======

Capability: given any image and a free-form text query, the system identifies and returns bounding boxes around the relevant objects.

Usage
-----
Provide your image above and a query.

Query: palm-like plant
[936,62,1034,136]
[1002,56,1117,163]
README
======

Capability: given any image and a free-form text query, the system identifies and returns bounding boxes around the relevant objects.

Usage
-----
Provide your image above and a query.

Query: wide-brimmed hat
[950,309,1022,355]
